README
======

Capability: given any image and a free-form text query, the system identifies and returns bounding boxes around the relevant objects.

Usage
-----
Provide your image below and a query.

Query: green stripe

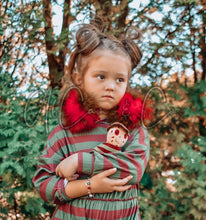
[47,129,66,147]
[74,141,102,151]
[81,153,94,174]
[46,176,59,202]
[74,126,107,136]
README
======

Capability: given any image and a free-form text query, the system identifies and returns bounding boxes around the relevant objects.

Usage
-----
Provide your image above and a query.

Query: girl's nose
[105,80,115,91]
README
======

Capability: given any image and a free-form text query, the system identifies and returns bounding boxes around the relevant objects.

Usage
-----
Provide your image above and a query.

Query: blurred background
[0,0,206,219]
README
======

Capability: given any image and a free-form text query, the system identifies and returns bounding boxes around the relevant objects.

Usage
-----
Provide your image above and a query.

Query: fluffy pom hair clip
[107,92,154,130]
[61,88,100,133]
[60,87,154,133]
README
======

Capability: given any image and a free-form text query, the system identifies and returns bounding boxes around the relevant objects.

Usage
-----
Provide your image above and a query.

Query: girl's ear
[73,72,83,87]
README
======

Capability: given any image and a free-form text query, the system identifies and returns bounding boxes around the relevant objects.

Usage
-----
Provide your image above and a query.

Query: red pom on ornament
[117,93,154,130]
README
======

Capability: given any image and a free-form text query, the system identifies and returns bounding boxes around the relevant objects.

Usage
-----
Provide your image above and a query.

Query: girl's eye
[115,129,119,135]
[124,134,127,139]
[117,78,124,83]
[97,75,105,80]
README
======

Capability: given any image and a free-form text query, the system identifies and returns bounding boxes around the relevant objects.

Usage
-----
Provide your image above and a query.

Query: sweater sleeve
[32,127,72,204]
[94,143,122,153]
[77,126,150,185]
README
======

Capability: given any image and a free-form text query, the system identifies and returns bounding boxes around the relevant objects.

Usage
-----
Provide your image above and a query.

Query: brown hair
[59,23,143,105]
[64,23,142,83]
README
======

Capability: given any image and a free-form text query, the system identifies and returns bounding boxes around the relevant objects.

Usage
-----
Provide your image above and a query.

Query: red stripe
[115,155,130,179]
[128,153,143,182]
[80,196,137,202]
[103,157,114,171]
[47,125,63,141]
[134,149,148,168]
[140,153,147,168]
[32,169,53,183]
[38,163,57,172]
[97,122,109,128]
[104,143,121,151]
[96,147,111,153]
[58,202,139,219]
[41,139,66,159]
[63,148,94,159]
[69,134,106,145]
[53,179,65,204]
[78,152,83,174]
[39,176,52,202]
[52,180,59,203]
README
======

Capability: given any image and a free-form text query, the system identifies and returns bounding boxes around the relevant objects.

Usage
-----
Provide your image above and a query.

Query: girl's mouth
[103,95,113,99]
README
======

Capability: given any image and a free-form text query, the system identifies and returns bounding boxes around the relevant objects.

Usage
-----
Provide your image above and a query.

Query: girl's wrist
[85,177,94,198]
[64,179,94,199]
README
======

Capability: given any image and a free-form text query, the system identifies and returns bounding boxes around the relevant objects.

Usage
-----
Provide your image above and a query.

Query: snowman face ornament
[106,123,129,147]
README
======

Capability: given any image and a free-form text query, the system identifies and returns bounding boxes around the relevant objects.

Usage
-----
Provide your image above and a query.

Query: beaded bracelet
[85,178,94,198]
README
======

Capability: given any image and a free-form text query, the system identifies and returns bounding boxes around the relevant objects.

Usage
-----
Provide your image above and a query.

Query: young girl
[33,24,152,220]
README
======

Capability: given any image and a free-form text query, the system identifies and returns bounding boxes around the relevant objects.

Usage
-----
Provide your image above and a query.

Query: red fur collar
[61,88,153,133]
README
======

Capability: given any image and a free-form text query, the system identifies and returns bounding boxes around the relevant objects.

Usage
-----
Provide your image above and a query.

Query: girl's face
[76,50,131,116]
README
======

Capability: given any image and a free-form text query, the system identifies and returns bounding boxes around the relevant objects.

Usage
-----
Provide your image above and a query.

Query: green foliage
[183,81,206,117]
[169,82,206,219]
[0,73,58,218]
[139,80,206,219]
[191,136,206,153]
[140,173,153,190]
[139,177,178,220]
[172,142,206,219]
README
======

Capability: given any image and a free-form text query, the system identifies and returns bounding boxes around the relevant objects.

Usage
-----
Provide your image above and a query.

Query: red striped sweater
[32,121,150,219]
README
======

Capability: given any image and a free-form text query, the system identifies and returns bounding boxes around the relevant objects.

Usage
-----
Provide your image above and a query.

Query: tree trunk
[42,0,72,89]
[94,0,129,36]
[58,0,73,84]
[117,0,129,31]
[95,0,113,32]
[42,0,59,88]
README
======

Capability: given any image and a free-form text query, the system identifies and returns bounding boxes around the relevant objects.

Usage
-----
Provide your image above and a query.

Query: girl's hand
[91,168,133,193]
[56,154,79,180]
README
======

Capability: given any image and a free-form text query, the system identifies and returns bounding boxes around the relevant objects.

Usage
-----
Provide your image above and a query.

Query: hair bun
[122,39,142,69]
[76,24,100,55]
[121,26,143,69]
